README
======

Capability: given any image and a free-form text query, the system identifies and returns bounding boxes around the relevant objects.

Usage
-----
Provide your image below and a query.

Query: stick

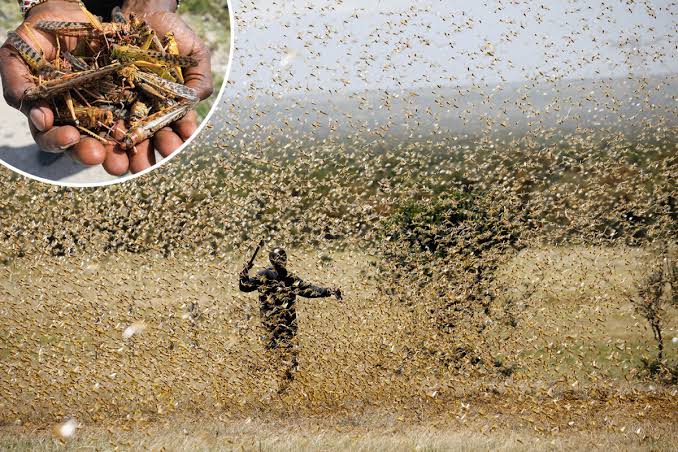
[245,239,264,271]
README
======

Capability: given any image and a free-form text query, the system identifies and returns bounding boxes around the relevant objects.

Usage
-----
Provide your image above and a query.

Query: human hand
[0,0,213,176]
[113,0,213,174]
[333,287,343,301]
[240,263,253,277]
[0,0,110,167]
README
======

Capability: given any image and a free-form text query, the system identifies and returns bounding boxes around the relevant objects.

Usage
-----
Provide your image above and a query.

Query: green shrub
[382,190,524,276]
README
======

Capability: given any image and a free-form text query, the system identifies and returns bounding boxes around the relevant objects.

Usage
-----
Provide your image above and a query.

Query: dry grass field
[0,246,675,450]
[2,416,677,451]
[0,0,674,448]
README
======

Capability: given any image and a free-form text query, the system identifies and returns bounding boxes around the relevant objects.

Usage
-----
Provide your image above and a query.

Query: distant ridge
[206,74,677,145]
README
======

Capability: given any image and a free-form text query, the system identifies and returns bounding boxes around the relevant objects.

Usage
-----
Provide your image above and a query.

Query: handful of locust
[7,3,199,150]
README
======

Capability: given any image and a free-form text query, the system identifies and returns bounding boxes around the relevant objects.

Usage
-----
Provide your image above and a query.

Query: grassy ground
[0,246,676,449]
[0,0,21,41]
[2,416,676,451]
[496,246,678,382]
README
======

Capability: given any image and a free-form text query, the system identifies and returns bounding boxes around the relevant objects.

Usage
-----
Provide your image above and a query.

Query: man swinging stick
[239,243,342,383]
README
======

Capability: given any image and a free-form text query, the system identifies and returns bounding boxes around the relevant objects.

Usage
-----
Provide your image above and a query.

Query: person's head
[269,247,287,269]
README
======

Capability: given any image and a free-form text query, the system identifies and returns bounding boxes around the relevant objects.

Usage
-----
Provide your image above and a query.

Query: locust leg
[140,29,164,53]
[21,24,48,62]
[63,91,78,124]
[131,60,176,82]
[121,100,194,150]
[137,82,166,100]
[76,0,117,48]
[78,1,104,31]
[118,58,175,82]
[77,125,112,145]
[71,87,91,107]
[146,34,165,53]
[62,51,90,71]
[127,14,164,53]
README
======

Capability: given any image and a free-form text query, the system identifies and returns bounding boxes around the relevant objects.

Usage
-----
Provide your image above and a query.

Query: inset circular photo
[0,0,231,185]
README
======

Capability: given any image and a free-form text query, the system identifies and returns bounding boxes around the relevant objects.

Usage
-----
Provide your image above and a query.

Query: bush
[381,189,525,291]
[377,189,527,373]
[633,245,677,383]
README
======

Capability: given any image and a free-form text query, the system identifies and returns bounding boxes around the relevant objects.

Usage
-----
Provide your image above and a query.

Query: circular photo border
[0,0,235,188]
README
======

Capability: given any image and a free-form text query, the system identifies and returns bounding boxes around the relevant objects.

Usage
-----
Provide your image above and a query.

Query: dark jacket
[240,266,330,338]
[240,266,332,346]
[240,266,332,308]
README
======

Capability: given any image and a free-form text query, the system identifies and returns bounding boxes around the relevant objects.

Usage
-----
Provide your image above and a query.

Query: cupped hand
[112,2,213,174]
[0,0,213,176]
[0,0,111,168]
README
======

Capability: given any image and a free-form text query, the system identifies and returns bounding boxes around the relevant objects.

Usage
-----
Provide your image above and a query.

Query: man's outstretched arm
[294,278,342,300]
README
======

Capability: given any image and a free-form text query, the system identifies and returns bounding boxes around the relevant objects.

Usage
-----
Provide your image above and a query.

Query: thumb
[0,41,53,132]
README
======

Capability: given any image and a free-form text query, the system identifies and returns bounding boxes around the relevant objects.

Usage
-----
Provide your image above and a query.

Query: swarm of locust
[7,3,199,150]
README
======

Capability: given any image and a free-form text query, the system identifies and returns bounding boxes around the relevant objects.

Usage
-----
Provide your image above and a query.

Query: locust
[5,32,57,76]
[23,62,126,101]
[164,32,185,83]
[121,100,195,150]
[119,65,199,103]
[54,105,116,129]
[35,20,131,38]
[111,44,197,81]
[35,1,129,39]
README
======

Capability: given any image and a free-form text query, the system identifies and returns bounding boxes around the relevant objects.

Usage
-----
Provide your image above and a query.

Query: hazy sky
[225,0,677,97]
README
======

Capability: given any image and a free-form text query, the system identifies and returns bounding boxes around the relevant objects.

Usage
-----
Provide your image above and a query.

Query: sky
[223,0,677,98]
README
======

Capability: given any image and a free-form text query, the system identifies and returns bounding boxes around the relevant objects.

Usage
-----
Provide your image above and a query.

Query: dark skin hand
[333,288,343,301]
[0,0,213,176]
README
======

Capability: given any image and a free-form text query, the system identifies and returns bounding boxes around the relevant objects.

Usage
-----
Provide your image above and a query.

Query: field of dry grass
[2,415,677,451]
[0,246,676,449]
